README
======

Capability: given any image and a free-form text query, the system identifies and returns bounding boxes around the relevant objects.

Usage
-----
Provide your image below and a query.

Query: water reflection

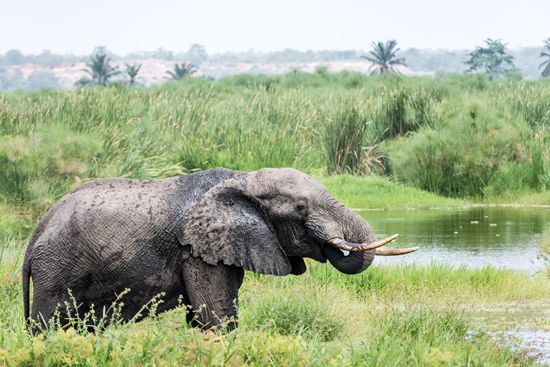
[359,207,550,272]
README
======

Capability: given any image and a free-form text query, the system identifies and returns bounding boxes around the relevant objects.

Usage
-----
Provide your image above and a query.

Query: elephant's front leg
[182,256,244,330]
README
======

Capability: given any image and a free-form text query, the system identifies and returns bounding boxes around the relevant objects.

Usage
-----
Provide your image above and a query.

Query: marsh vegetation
[0,73,549,365]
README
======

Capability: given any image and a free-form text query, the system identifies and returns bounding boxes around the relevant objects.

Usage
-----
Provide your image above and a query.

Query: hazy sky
[1,0,549,55]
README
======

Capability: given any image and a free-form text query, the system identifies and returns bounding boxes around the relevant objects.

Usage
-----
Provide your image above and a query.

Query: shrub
[385,102,527,197]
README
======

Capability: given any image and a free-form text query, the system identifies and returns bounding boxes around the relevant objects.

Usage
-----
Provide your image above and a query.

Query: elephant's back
[28,168,241,274]
[26,168,241,319]
[32,177,184,269]
[27,178,180,289]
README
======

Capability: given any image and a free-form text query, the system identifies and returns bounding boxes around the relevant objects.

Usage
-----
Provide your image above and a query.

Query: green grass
[540,228,550,276]
[483,190,550,206]
[306,262,550,305]
[320,175,465,209]
[0,73,548,214]
[0,262,546,366]
[320,175,550,210]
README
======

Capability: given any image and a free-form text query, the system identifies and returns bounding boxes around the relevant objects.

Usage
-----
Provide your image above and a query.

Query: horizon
[1,43,547,58]
[2,0,549,55]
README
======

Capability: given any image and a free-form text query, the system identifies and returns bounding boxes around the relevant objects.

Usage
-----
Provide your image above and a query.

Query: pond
[359,207,550,273]
[360,207,550,364]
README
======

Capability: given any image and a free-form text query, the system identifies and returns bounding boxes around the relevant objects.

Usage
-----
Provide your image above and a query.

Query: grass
[323,100,371,174]
[0,73,548,214]
[540,228,550,276]
[320,175,465,209]
[483,191,550,206]
[0,261,546,366]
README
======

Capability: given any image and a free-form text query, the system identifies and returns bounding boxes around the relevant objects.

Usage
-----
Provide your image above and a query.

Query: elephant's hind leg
[30,288,77,332]
[182,257,244,331]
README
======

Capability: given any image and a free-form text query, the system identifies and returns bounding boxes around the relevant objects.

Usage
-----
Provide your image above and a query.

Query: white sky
[1,0,549,55]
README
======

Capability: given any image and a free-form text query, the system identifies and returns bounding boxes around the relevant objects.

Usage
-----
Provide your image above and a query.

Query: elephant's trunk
[323,245,375,275]
[321,206,417,274]
[320,205,376,274]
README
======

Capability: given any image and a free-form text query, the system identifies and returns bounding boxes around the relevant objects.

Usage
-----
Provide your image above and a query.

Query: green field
[1,73,549,365]
[1,261,548,366]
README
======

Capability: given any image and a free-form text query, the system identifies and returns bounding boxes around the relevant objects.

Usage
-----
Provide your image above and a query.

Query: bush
[385,102,527,197]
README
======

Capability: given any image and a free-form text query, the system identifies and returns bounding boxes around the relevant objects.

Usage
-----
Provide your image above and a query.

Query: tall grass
[507,84,550,130]
[0,260,544,366]
[384,98,537,198]
[0,74,549,208]
[323,100,371,174]
[374,87,435,139]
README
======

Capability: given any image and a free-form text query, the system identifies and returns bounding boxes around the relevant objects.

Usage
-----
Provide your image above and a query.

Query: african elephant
[22,168,416,331]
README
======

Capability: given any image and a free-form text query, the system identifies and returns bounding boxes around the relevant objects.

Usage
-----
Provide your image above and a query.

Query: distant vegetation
[124,63,142,85]
[76,51,120,86]
[166,62,197,80]
[540,38,550,77]
[2,38,550,91]
[361,40,407,74]
[465,39,517,79]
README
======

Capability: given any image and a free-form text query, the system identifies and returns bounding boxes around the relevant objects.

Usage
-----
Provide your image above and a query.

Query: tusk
[328,233,399,252]
[362,233,400,251]
[374,247,419,256]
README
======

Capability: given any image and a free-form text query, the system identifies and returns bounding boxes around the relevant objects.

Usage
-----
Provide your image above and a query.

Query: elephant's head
[179,168,417,276]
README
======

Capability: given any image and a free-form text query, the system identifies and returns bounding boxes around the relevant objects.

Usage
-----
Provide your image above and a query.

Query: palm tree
[540,38,550,77]
[82,52,119,86]
[362,40,406,75]
[166,62,197,80]
[125,63,142,85]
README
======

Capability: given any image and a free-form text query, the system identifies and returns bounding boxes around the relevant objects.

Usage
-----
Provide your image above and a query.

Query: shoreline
[353,203,550,211]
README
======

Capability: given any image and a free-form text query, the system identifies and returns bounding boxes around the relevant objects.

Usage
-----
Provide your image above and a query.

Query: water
[470,303,550,366]
[359,207,550,273]
[358,206,550,364]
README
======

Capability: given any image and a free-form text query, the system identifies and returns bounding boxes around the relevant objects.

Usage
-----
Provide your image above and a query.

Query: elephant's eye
[296,203,307,212]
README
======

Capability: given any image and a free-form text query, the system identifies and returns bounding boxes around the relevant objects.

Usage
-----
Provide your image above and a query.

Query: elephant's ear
[177,177,292,276]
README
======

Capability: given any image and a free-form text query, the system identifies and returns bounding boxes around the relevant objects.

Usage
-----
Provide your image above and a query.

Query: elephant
[22,167,417,331]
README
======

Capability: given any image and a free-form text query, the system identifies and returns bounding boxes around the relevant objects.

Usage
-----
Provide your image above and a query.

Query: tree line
[2,38,550,90]
[79,38,550,87]
[364,38,550,79]
[74,53,198,87]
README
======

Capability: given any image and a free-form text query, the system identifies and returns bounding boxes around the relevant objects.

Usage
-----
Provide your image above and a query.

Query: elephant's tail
[22,255,31,328]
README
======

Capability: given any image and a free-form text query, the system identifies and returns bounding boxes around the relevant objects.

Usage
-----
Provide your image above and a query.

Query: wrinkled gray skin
[22,168,376,331]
